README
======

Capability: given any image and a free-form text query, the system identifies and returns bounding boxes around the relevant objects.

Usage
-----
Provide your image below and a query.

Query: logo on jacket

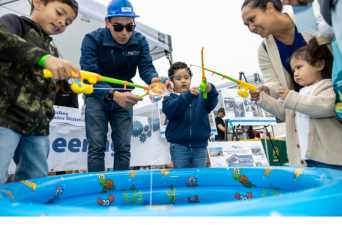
[121,7,132,12]
[127,51,140,56]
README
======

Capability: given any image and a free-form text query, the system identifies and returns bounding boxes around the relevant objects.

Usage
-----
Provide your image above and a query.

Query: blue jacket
[162,84,218,147]
[80,27,158,101]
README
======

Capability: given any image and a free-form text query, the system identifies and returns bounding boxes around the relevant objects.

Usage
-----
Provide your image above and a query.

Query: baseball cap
[218,108,225,113]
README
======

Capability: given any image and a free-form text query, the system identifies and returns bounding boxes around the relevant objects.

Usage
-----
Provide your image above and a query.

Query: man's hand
[150,76,174,93]
[205,83,212,93]
[282,0,314,6]
[279,87,291,100]
[250,85,270,101]
[44,56,80,80]
[190,87,200,96]
[113,91,143,109]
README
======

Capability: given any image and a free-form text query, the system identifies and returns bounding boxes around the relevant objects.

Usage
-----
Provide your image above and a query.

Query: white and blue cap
[106,0,139,19]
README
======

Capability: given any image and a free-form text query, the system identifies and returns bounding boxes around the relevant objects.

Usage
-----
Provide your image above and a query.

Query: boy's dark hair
[168,62,193,80]
[290,38,334,79]
[241,0,283,12]
[30,0,78,16]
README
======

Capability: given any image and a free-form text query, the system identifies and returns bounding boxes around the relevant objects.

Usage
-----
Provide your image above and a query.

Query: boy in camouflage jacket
[0,0,79,186]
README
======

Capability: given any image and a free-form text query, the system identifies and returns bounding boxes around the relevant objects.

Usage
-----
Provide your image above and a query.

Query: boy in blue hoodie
[162,62,218,168]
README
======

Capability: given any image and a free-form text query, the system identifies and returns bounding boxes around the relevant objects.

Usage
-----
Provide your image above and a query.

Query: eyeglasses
[110,22,136,32]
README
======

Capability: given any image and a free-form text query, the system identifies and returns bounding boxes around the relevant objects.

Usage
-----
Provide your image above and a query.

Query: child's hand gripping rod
[43,69,151,94]
[191,65,257,98]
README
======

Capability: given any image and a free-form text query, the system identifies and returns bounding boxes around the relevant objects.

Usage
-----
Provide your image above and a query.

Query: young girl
[162,62,218,168]
[258,38,342,170]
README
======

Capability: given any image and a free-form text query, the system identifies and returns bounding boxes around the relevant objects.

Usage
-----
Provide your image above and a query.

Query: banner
[8,106,171,174]
[221,89,277,126]
[207,141,269,168]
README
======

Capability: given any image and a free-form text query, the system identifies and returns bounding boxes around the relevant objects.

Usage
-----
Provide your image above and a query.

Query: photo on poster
[251,146,263,156]
[223,97,235,113]
[251,101,263,117]
[209,147,224,157]
[262,109,275,118]
[234,101,245,117]
[243,98,252,113]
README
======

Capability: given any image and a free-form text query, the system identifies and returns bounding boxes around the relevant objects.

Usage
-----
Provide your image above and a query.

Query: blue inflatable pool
[0,167,341,216]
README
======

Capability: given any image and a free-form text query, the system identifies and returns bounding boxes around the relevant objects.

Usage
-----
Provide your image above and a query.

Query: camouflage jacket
[0,14,58,135]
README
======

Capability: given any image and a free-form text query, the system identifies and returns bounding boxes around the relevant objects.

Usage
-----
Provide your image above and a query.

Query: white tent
[0,0,173,68]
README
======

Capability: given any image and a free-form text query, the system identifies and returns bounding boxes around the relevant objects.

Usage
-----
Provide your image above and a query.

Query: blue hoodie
[162,84,218,147]
[80,27,158,101]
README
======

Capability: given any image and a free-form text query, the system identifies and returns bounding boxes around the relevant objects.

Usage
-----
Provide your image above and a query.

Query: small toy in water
[191,65,257,98]
[160,169,170,176]
[96,173,116,193]
[147,83,170,103]
[232,168,256,188]
[294,167,307,178]
[18,180,37,191]
[97,195,114,207]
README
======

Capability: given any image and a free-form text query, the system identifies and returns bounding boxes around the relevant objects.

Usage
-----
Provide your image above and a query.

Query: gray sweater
[318,0,339,26]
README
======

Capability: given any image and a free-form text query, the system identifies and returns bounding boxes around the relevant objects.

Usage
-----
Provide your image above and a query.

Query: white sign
[221,89,277,126]
[207,141,269,168]
[8,106,171,174]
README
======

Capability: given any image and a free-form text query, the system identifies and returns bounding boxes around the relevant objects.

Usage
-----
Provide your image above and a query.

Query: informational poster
[207,141,269,168]
[221,89,277,126]
[158,99,217,138]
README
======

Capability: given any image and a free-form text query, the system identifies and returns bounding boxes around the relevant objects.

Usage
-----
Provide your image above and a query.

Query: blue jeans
[306,160,342,171]
[170,143,207,169]
[332,0,342,54]
[85,96,133,172]
[0,126,49,186]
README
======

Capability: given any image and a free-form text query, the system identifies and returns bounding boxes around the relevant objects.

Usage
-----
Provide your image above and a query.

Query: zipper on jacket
[33,79,52,134]
[110,49,117,69]
[190,104,192,147]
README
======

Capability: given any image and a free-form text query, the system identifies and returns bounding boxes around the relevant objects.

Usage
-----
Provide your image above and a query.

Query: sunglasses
[110,22,136,32]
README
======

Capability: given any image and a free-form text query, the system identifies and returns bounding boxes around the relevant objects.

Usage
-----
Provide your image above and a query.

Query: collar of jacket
[21,16,53,43]
[103,26,139,48]
[263,11,314,89]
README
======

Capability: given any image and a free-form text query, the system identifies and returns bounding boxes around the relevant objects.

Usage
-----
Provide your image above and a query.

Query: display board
[8,106,171,174]
[221,89,277,126]
[207,141,269,168]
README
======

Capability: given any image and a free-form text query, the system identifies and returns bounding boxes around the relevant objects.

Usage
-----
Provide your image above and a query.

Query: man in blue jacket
[80,0,171,172]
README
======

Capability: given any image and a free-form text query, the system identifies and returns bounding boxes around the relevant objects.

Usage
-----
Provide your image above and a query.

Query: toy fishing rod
[191,65,257,98]
[43,70,169,102]
[199,47,208,99]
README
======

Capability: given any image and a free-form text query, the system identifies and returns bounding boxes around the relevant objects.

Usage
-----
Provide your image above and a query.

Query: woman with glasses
[241,0,332,102]
[80,0,172,172]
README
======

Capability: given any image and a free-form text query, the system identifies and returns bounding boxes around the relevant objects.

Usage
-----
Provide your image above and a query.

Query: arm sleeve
[257,91,286,121]
[258,44,282,99]
[137,36,158,85]
[68,93,79,108]
[203,83,219,113]
[284,88,337,118]
[0,14,48,71]
[162,90,193,120]
[80,34,113,102]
